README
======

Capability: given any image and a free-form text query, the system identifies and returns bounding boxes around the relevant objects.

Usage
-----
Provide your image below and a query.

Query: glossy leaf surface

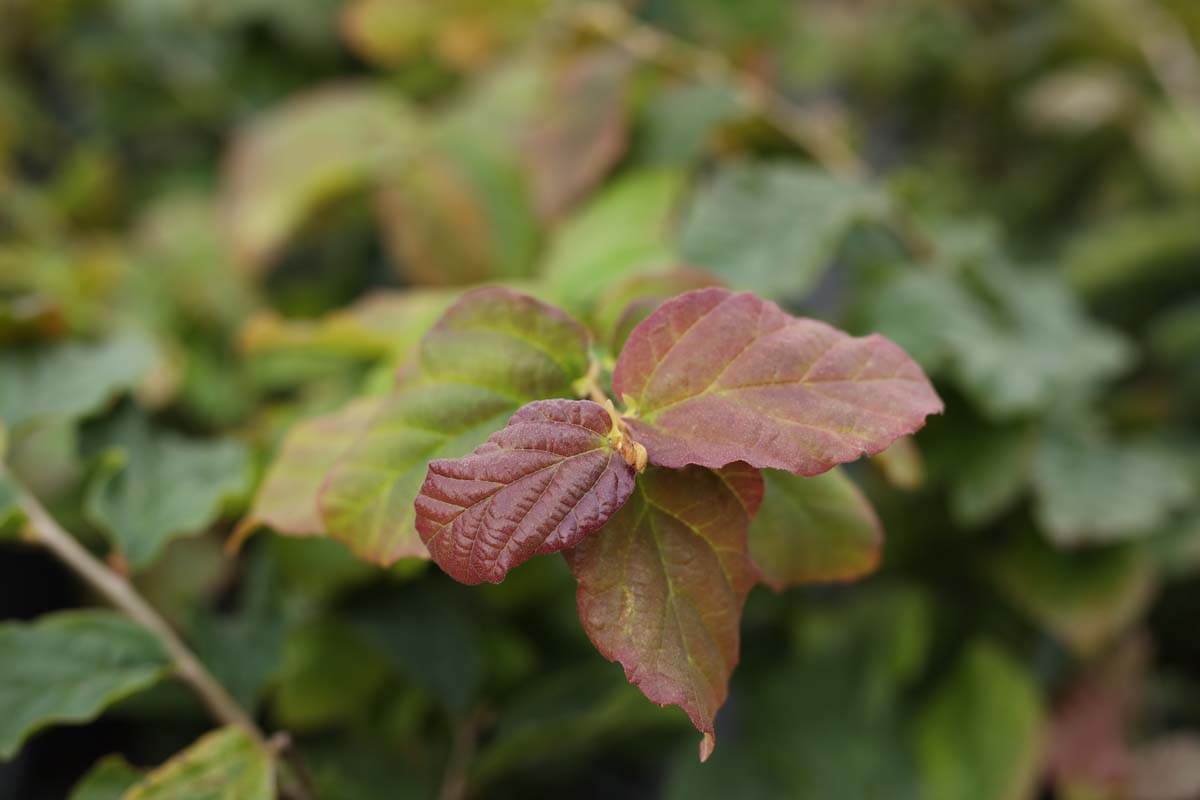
[417,399,635,584]
[565,463,763,761]
[614,288,942,474]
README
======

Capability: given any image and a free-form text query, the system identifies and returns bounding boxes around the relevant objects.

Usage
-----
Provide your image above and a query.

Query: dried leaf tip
[700,732,716,762]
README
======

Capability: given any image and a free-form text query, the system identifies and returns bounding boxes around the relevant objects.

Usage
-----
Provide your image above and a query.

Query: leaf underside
[416,399,636,584]
[613,287,943,475]
[565,463,763,762]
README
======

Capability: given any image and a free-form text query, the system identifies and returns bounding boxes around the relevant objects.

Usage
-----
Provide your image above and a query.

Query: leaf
[542,169,684,314]
[564,463,763,761]
[124,725,274,800]
[375,133,539,285]
[991,533,1155,656]
[678,162,889,300]
[1131,735,1200,800]
[416,286,591,398]
[916,641,1044,800]
[235,397,381,543]
[348,581,484,713]
[0,333,157,430]
[749,467,883,589]
[522,48,632,220]
[1033,429,1194,545]
[0,610,171,759]
[83,406,250,569]
[590,267,724,354]
[416,399,635,584]
[614,288,943,474]
[273,620,392,731]
[862,258,1134,419]
[634,82,741,166]
[0,467,23,539]
[665,584,930,800]
[319,288,592,563]
[239,289,456,362]
[69,755,142,800]
[221,83,423,268]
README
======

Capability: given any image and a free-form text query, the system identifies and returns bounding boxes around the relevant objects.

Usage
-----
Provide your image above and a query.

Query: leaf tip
[699,731,716,762]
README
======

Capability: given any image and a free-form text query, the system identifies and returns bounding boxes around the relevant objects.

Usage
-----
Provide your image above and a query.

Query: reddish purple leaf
[415,399,636,584]
[565,463,763,761]
[612,288,943,474]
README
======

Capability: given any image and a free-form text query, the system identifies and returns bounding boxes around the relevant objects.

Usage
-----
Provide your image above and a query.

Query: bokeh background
[2,0,1200,797]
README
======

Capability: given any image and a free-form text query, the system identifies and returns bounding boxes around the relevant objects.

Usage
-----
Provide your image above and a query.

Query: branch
[571,2,936,261]
[4,465,314,798]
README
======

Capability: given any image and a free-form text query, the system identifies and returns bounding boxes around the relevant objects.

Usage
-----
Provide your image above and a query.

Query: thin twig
[570,2,936,262]
[4,465,314,799]
[572,1,866,178]
[437,709,487,800]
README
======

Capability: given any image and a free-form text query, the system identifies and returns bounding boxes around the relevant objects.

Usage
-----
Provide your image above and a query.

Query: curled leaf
[613,288,943,474]
[416,399,636,584]
[565,463,763,761]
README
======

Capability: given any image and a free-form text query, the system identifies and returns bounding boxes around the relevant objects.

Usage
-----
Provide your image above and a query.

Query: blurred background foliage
[1,0,1200,797]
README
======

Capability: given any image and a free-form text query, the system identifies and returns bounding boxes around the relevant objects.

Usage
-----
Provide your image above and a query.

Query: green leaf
[750,467,883,589]
[1033,429,1194,545]
[240,289,456,363]
[665,584,930,800]
[318,288,592,564]
[273,620,392,731]
[862,256,1133,418]
[565,463,763,761]
[634,82,741,166]
[542,169,684,314]
[679,161,889,300]
[124,725,274,800]
[69,755,142,800]
[0,610,171,759]
[221,82,424,268]
[236,397,381,543]
[83,406,250,569]
[590,267,723,354]
[916,641,1044,800]
[0,468,22,539]
[0,333,157,431]
[376,133,539,285]
[991,533,1155,656]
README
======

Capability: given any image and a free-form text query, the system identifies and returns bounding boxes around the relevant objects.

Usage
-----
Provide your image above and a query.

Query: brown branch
[4,465,314,800]
[570,2,935,261]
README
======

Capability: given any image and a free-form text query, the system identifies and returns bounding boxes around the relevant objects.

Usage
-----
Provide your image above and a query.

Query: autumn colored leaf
[523,48,632,221]
[375,135,538,286]
[234,397,381,545]
[749,467,883,590]
[318,288,593,564]
[591,267,724,354]
[613,288,943,474]
[565,463,763,761]
[221,83,422,269]
[416,399,636,584]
